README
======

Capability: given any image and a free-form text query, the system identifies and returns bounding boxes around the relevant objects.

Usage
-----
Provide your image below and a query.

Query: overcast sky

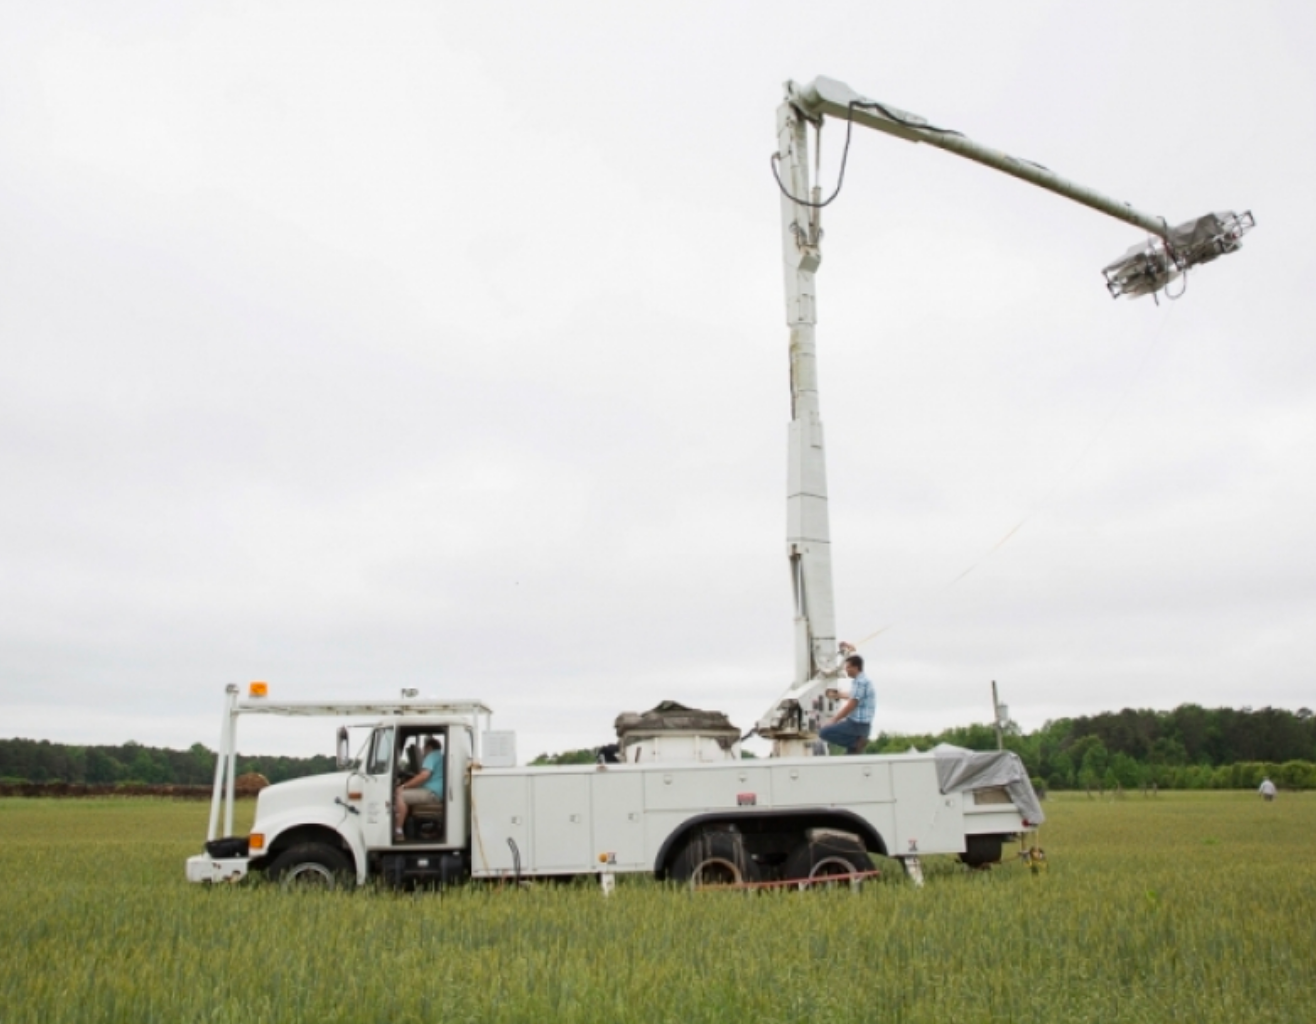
[2,1,1312,760]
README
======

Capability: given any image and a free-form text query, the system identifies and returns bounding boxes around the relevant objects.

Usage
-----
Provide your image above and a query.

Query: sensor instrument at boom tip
[1103,210,1256,299]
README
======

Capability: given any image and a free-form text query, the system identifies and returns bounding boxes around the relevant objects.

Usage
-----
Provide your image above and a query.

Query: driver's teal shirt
[421,749,445,797]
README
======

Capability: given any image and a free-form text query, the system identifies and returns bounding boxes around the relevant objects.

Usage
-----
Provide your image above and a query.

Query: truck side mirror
[336,726,351,770]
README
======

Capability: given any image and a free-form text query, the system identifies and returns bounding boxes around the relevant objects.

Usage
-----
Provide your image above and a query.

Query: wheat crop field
[1,791,1312,1024]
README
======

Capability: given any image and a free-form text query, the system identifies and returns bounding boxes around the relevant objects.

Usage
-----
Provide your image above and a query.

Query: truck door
[350,724,397,850]
[444,726,471,851]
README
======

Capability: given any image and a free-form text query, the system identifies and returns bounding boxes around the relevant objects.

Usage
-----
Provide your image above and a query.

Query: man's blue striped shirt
[851,672,876,724]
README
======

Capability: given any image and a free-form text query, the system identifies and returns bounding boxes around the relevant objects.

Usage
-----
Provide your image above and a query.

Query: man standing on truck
[820,650,875,754]
[395,736,444,839]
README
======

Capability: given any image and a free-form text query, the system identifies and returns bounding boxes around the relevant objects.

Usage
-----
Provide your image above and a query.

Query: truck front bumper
[186,853,250,884]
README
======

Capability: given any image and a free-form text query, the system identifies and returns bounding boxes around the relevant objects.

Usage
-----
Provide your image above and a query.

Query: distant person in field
[395,736,444,839]
[1259,777,1277,802]
[820,644,874,755]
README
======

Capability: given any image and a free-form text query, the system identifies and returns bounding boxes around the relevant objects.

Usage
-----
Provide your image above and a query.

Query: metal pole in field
[992,680,1003,751]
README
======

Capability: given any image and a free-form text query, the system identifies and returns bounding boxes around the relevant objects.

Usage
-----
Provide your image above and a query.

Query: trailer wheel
[784,833,871,889]
[670,832,759,888]
[960,834,1004,869]
[267,842,353,890]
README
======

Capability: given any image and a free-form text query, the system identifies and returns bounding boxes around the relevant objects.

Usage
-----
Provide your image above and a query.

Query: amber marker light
[248,681,269,698]
[248,833,265,851]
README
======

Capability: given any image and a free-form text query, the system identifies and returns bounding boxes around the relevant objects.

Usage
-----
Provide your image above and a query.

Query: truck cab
[246,717,475,887]
[186,692,495,888]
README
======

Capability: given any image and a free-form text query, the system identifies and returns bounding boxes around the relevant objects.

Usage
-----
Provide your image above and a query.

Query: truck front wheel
[669,832,759,888]
[267,842,353,890]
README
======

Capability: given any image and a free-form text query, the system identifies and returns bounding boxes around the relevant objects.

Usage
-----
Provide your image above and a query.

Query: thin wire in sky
[850,305,1177,651]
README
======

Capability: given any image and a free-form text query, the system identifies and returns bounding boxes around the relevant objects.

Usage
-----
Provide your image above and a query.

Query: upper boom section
[789,76,1167,237]
[786,77,1254,299]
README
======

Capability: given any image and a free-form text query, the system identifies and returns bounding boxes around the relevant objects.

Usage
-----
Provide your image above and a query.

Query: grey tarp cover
[931,744,1046,826]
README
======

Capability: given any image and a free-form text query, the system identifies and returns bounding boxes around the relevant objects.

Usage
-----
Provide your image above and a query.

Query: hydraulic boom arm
[757,76,1254,754]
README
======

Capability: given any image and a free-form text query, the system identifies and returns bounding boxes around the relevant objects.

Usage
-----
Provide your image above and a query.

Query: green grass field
[1,792,1313,1023]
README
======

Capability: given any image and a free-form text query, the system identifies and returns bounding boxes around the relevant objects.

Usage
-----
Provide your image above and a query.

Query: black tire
[266,842,354,890]
[784,833,872,889]
[669,832,760,888]
[960,834,1004,868]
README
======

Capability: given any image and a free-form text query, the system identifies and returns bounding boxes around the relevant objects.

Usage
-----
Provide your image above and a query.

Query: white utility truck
[185,74,1250,890]
[186,685,1042,889]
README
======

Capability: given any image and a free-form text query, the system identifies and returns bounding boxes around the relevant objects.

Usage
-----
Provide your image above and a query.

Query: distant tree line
[534,704,1316,790]
[869,703,1316,791]
[0,738,335,787]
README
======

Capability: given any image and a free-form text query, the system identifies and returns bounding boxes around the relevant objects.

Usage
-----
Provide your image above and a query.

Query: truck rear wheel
[960,834,1004,868]
[670,832,759,888]
[267,842,353,890]
[784,833,872,889]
